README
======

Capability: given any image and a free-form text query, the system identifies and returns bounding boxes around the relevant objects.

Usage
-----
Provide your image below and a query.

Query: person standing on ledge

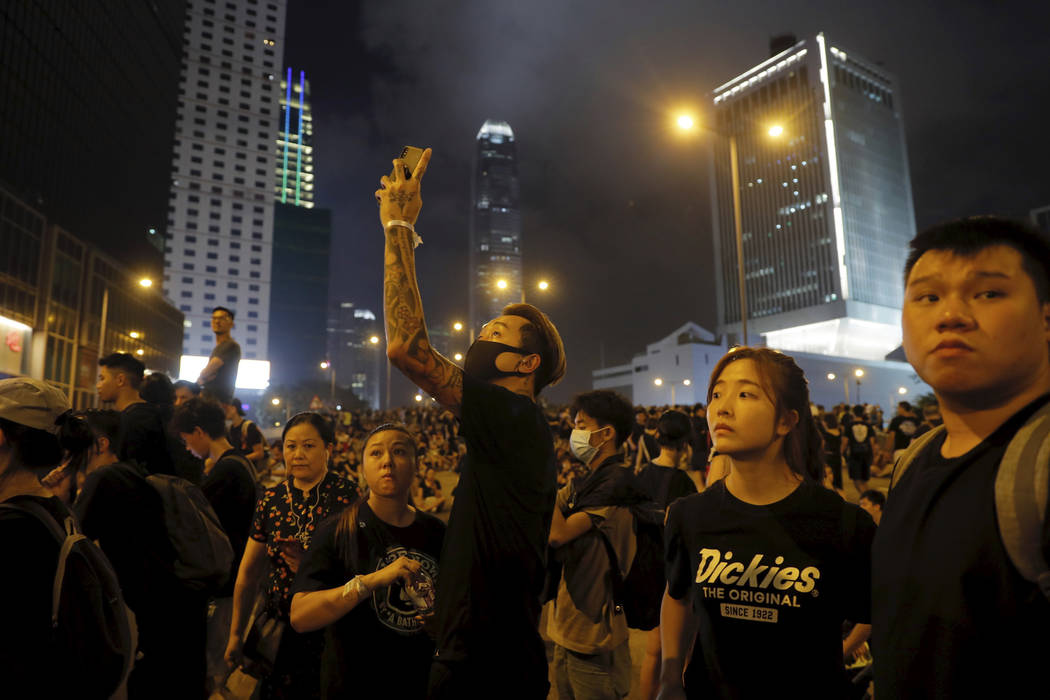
[376,148,567,699]
[197,306,241,404]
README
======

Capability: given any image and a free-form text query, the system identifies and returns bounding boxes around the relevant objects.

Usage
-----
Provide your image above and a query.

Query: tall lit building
[163,0,287,362]
[327,302,383,409]
[275,68,314,207]
[710,33,916,361]
[469,120,522,335]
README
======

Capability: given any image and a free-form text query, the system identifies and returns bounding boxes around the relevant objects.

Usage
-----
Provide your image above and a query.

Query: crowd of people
[1,149,1048,700]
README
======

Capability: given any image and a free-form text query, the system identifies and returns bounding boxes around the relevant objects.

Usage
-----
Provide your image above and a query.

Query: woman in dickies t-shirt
[658,348,876,700]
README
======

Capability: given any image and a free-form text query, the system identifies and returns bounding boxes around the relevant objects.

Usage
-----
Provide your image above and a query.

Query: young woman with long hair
[289,423,444,698]
[658,348,876,699]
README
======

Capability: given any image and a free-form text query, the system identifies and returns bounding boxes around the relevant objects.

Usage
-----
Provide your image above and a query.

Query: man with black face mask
[376,149,567,699]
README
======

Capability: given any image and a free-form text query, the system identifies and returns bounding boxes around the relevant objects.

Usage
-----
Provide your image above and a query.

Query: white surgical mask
[569,427,608,466]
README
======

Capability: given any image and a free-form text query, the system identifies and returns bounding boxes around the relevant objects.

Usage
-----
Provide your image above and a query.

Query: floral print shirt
[250,470,357,617]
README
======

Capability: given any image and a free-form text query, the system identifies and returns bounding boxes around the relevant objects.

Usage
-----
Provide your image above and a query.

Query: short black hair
[571,390,634,448]
[212,306,236,320]
[852,404,866,417]
[172,397,227,439]
[656,410,692,449]
[98,353,145,389]
[173,379,201,396]
[860,489,886,508]
[904,216,1050,302]
[898,401,912,412]
[282,411,335,445]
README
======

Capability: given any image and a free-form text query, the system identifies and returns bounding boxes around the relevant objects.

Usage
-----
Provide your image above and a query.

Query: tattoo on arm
[391,191,413,215]
[383,227,463,410]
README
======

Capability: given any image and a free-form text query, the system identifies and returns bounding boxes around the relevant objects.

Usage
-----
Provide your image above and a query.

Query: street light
[320,361,335,402]
[271,397,281,406]
[138,277,153,288]
[452,321,464,332]
[674,113,784,345]
[454,352,464,362]
[97,276,155,399]
[496,279,508,290]
[853,368,865,403]
[369,335,380,345]
[654,377,692,405]
[414,393,423,403]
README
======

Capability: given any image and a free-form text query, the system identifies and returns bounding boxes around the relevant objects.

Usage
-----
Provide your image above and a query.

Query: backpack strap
[0,499,83,625]
[994,401,1050,600]
[889,424,946,492]
[594,526,626,616]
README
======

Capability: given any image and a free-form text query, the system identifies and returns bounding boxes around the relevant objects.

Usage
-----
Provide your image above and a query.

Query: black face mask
[463,340,533,382]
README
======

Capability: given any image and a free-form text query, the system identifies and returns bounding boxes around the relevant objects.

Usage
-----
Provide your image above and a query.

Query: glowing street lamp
[414,394,423,403]
[320,361,330,370]
[496,279,508,290]
[369,335,380,345]
[138,278,153,288]
[271,397,281,406]
[653,378,664,387]
[897,386,908,395]
[454,352,464,362]
[453,321,464,332]
[537,280,550,292]
[129,331,141,339]
[768,124,784,138]
[827,373,836,381]
[676,114,695,130]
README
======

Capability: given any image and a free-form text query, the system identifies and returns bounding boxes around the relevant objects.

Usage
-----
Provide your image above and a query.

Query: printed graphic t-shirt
[292,503,445,699]
[665,479,875,699]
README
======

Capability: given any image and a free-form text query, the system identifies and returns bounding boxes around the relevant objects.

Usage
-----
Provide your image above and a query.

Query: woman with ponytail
[658,348,876,700]
[289,423,444,699]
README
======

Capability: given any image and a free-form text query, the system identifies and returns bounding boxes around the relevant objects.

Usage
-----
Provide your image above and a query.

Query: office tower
[710,33,916,361]
[164,0,288,362]
[469,120,522,335]
[275,68,314,207]
[1031,205,1050,235]
[0,184,184,407]
[0,1,185,275]
[268,203,330,385]
[326,302,383,410]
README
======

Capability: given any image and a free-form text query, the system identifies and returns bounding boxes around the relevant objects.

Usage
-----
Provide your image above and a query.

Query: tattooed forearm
[383,226,463,410]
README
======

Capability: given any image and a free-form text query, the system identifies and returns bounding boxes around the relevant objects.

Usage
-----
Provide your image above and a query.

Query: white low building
[592,322,930,411]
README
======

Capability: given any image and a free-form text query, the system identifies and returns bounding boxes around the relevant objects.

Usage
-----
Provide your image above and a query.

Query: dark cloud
[286,0,1050,403]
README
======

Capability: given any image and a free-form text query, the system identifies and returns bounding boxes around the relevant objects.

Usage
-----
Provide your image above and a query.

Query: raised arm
[377,148,464,412]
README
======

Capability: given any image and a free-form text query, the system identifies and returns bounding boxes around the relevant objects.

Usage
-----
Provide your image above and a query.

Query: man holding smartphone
[376,148,566,699]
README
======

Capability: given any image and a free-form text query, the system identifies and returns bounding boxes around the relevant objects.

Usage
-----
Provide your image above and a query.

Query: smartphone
[391,145,424,180]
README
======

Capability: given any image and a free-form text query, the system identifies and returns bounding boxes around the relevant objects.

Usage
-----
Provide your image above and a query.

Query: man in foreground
[872,216,1050,697]
[376,148,567,698]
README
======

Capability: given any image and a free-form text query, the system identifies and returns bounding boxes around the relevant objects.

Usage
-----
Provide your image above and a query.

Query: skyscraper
[710,33,916,361]
[326,301,382,409]
[275,68,314,208]
[469,120,522,335]
[163,0,287,362]
[0,1,185,275]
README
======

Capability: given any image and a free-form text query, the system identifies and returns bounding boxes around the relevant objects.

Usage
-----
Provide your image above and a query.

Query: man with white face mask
[376,148,568,698]
[548,390,639,699]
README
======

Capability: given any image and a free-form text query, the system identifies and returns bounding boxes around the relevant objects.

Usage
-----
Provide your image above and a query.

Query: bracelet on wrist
[384,219,423,248]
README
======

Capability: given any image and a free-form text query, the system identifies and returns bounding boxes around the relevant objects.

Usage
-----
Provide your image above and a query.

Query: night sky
[285,0,1050,404]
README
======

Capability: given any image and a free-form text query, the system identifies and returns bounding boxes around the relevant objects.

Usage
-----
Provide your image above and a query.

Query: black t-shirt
[887,414,919,451]
[118,402,176,476]
[665,479,875,699]
[229,419,264,459]
[74,464,180,620]
[292,503,444,699]
[202,449,258,597]
[432,374,556,685]
[0,495,81,695]
[872,395,1050,699]
[204,338,241,403]
[636,463,698,510]
[844,420,873,460]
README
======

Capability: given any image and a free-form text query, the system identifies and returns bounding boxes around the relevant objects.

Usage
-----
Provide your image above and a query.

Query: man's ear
[518,353,541,375]
[96,435,111,455]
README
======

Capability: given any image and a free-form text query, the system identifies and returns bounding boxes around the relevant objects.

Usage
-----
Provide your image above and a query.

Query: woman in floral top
[224,412,357,699]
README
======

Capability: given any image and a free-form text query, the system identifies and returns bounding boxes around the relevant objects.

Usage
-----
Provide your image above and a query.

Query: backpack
[889,399,1050,601]
[0,498,134,698]
[122,465,234,594]
[595,501,666,631]
[222,451,263,502]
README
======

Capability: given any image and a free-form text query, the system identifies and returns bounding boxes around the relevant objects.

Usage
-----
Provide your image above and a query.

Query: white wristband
[342,575,370,600]
[385,220,422,248]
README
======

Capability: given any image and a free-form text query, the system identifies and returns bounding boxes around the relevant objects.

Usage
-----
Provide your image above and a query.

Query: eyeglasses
[211,315,231,321]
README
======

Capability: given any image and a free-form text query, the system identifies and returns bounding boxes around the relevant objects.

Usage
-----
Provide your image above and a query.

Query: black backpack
[595,501,666,631]
[1,498,134,698]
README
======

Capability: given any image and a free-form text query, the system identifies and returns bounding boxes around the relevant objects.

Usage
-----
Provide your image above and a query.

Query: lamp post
[675,115,784,345]
[496,278,551,304]
[320,361,335,403]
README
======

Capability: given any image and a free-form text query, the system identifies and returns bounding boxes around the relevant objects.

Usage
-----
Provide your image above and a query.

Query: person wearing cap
[0,378,81,694]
